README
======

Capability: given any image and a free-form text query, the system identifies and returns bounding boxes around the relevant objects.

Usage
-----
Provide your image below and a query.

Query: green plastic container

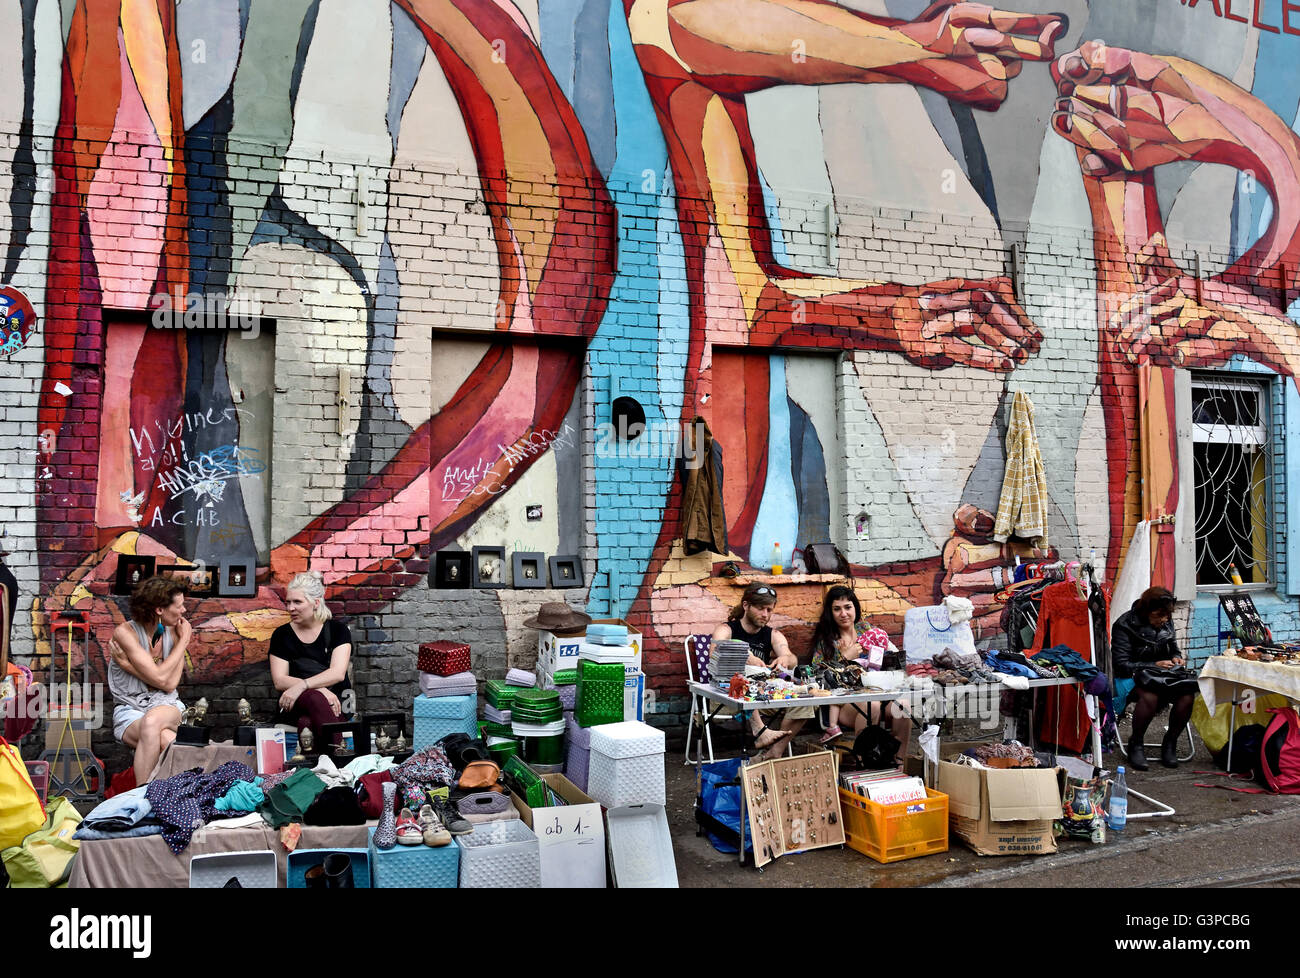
[485,680,521,709]
[520,733,565,766]
[487,737,518,764]
[577,659,624,683]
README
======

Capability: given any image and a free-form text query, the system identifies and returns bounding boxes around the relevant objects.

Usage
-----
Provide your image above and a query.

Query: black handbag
[804,543,851,577]
[1134,665,1199,697]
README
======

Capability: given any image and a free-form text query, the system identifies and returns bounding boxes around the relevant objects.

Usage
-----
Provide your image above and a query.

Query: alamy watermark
[594,417,706,469]
[149,289,264,339]
[6,682,105,730]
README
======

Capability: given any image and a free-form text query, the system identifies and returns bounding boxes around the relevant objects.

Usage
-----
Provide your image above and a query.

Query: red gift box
[418,641,471,676]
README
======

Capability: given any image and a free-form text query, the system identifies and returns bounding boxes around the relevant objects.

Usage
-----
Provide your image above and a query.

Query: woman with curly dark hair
[107,575,191,783]
[809,585,905,751]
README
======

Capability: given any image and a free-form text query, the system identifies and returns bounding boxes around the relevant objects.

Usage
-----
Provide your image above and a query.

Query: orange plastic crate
[839,786,949,864]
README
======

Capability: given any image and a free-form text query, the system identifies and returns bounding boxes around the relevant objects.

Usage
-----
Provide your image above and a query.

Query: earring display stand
[741,749,844,869]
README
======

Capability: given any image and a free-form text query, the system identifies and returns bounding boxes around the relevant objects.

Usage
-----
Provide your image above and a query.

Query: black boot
[1161,732,1180,768]
[1127,738,1149,771]
[323,853,354,888]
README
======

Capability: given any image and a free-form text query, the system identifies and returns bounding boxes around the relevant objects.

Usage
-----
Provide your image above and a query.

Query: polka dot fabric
[144,760,258,853]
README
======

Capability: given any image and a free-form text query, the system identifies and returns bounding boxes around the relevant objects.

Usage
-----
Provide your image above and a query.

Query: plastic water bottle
[771,542,783,575]
[1108,766,1128,832]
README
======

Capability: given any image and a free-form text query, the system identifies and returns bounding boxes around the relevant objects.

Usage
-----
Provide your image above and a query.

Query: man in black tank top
[710,583,809,758]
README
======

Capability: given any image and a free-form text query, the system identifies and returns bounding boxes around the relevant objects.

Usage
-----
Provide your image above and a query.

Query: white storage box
[588,721,665,809]
[189,850,278,888]
[457,818,542,888]
[580,642,642,677]
[606,804,678,888]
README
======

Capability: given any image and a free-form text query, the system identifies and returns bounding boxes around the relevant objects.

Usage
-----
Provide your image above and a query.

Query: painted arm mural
[628,0,1065,637]
[40,0,614,678]
[1050,41,1300,575]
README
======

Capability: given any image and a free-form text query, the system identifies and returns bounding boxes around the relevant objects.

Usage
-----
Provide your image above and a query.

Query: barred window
[1192,374,1272,587]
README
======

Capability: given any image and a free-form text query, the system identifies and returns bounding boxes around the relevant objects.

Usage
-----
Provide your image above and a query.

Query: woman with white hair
[269,571,353,741]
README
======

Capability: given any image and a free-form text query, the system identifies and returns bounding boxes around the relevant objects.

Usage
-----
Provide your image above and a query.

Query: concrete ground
[664,719,1300,888]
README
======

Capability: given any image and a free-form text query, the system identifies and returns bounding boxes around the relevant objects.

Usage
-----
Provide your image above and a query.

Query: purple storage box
[564,715,591,791]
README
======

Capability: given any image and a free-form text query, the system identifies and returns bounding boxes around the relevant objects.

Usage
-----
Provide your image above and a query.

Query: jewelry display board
[742,749,844,869]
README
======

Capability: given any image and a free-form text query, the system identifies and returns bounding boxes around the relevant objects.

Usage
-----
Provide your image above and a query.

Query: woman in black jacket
[1111,586,1196,770]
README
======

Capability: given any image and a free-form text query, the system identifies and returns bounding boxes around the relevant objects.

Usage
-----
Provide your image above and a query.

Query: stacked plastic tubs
[511,688,565,765]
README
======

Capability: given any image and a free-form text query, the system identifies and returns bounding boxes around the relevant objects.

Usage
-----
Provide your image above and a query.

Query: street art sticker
[0,286,36,358]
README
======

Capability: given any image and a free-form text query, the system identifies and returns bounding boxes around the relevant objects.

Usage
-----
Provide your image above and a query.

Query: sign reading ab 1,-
[0,285,37,358]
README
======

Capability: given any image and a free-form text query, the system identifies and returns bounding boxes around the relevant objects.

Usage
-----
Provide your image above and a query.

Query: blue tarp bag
[697,757,752,854]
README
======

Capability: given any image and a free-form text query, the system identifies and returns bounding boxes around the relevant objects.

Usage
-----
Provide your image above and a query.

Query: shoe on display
[374,781,399,849]
[395,807,424,845]
[417,803,452,846]
[432,797,473,836]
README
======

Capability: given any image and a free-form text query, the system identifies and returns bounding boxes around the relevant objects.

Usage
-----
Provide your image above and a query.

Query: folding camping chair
[684,634,716,765]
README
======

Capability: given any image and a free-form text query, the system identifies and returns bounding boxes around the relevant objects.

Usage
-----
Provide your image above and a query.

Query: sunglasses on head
[751,586,776,598]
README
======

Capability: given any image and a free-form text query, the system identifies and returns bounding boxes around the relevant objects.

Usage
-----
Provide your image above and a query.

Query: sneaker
[417,804,452,847]
[395,807,423,845]
[432,797,473,836]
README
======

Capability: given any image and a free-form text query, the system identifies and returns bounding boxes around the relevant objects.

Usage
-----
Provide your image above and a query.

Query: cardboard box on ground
[909,741,1065,857]
[509,773,605,888]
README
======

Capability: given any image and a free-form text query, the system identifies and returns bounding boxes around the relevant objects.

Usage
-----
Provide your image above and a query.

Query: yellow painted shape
[227,608,291,642]
[671,0,928,70]
[627,0,691,71]
[702,96,766,323]
[121,0,175,173]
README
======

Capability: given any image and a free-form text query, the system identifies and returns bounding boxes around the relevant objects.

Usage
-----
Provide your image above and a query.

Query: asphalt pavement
[665,721,1300,888]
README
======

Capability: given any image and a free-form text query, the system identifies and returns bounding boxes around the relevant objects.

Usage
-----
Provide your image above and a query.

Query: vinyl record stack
[709,639,751,691]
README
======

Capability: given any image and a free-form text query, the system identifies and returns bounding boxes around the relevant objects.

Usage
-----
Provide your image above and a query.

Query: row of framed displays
[431,547,582,589]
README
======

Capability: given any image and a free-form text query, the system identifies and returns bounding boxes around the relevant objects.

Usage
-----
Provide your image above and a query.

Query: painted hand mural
[1050,40,1300,576]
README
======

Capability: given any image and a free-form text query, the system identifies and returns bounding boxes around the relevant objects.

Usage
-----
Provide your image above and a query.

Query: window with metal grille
[1192,374,1273,587]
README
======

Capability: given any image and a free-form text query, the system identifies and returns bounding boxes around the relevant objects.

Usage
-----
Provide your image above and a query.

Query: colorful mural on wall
[3,0,1299,716]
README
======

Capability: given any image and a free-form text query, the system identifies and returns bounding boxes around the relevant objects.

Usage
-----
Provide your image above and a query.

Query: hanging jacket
[680,418,728,556]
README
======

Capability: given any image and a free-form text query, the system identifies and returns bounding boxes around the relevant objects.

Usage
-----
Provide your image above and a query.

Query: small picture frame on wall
[433,550,471,589]
[472,546,506,588]
[548,555,582,588]
[512,551,546,589]
[217,559,257,597]
[113,554,157,595]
